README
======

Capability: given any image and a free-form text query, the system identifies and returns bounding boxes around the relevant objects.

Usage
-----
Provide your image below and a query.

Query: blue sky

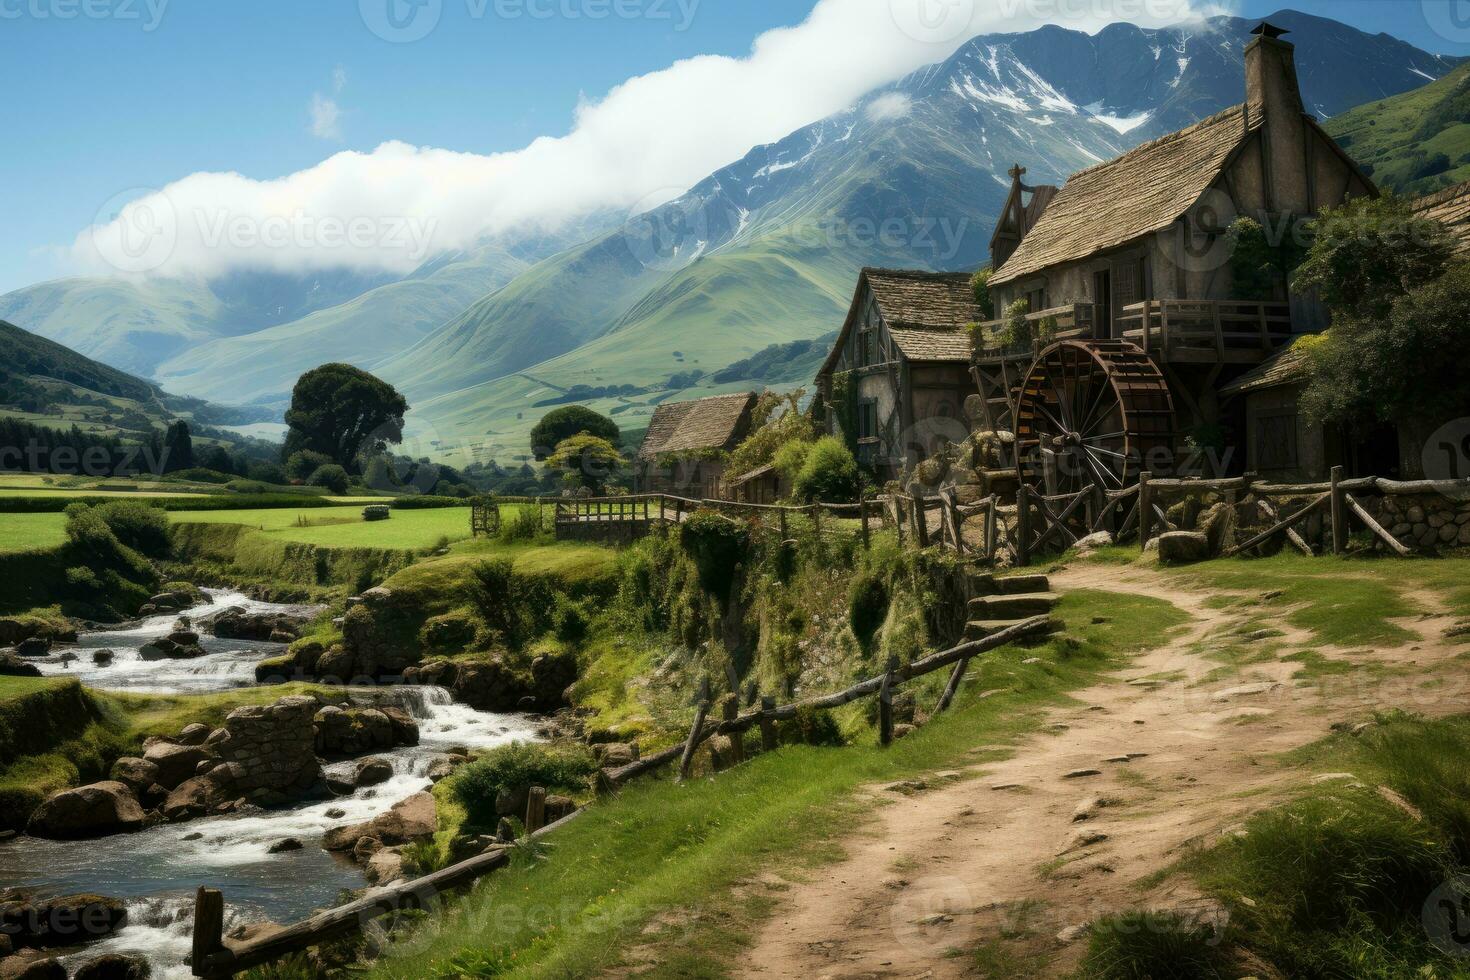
[1,0,1466,293]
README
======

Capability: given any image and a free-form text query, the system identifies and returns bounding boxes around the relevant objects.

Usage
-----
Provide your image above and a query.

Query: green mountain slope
[1327,62,1470,194]
[0,319,272,447]
[153,242,535,408]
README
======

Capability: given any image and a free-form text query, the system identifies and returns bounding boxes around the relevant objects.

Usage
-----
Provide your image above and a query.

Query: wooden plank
[1226,493,1330,556]
[525,786,547,835]
[678,678,711,782]
[1138,471,1153,551]
[935,657,969,714]
[721,694,744,765]
[1345,493,1413,557]
[1330,465,1347,555]
[1255,496,1313,556]
[878,655,898,746]
[192,887,225,978]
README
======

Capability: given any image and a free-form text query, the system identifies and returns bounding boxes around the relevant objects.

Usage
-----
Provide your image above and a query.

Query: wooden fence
[550,492,877,548]
[189,615,1055,977]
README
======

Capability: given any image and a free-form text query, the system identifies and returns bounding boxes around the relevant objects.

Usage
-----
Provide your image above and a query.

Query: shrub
[771,438,813,485]
[91,501,171,558]
[777,706,845,747]
[556,601,590,646]
[246,461,289,485]
[847,567,890,648]
[452,742,598,826]
[469,560,555,649]
[286,450,334,482]
[499,503,548,543]
[388,495,470,509]
[791,436,859,503]
[679,510,751,602]
[307,464,350,494]
[162,467,233,484]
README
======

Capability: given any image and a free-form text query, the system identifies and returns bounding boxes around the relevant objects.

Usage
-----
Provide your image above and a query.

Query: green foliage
[1227,216,1305,301]
[286,450,334,482]
[530,406,621,461]
[1363,715,1470,863]
[546,433,623,494]
[306,464,350,495]
[1302,263,1470,428]
[1325,62,1470,195]
[88,500,171,558]
[1292,195,1453,322]
[388,495,471,510]
[451,742,598,827]
[283,363,408,470]
[847,566,890,649]
[468,559,556,649]
[162,419,193,472]
[726,387,823,484]
[1078,912,1230,980]
[771,438,813,485]
[246,460,289,485]
[777,705,845,747]
[791,436,859,503]
[971,266,994,320]
[679,510,751,602]
[498,503,549,543]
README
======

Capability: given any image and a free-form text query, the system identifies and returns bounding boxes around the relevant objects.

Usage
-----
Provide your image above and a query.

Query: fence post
[1330,465,1347,555]
[779,507,789,543]
[720,693,744,765]
[936,657,969,714]
[759,695,777,753]
[1138,471,1153,552]
[192,886,225,979]
[984,496,997,561]
[878,655,899,746]
[678,677,711,782]
[859,488,871,551]
[811,504,822,537]
[913,496,930,549]
[525,786,547,835]
[1016,486,1032,567]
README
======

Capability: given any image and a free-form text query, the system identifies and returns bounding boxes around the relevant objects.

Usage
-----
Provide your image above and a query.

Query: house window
[857,400,878,440]
[1255,410,1299,472]
[1026,287,1047,312]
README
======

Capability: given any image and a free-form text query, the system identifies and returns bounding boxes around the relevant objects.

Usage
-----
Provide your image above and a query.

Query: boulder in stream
[0,654,40,678]
[142,742,212,791]
[0,952,66,980]
[26,783,145,840]
[323,792,436,852]
[353,757,394,788]
[71,954,151,980]
[0,893,127,947]
[13,638,49,659]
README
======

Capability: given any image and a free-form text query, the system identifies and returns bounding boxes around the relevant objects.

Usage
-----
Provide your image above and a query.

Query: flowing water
[0,591,542,977]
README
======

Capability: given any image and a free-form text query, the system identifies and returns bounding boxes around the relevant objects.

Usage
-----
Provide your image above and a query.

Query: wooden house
[635,392,758,497]
[815,269,980,482]
[975,22,1379,487]
[1217,177,1470,481]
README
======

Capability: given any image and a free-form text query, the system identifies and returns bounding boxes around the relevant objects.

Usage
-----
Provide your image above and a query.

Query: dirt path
[739,561,1465,979]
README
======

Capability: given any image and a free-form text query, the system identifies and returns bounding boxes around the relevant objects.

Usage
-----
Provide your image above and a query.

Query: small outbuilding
[635,392,758,497]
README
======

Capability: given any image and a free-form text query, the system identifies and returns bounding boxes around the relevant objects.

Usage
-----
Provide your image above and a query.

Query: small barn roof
[1219,334,1321,397]
[1411,179,1470,257]
[637,392,757,460]
[990,105,1260,286]
[817,269,980,377]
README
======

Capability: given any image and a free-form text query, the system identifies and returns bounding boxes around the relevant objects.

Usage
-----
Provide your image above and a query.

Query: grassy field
[362,589,1187,979]
[169,504,492,550]
[0,512,72,554]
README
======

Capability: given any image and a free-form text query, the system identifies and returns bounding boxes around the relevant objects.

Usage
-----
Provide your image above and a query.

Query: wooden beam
[678,678,712,782]
[1330,465,1347,555]
[1226,493,1330,556]
[1254,496,1313,556]
[192,888,225,978]
[1345,493,1413,557]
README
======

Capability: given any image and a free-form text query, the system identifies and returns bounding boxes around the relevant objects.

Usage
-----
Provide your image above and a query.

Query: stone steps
[968,592,1061,620]
[964,617,1063,642]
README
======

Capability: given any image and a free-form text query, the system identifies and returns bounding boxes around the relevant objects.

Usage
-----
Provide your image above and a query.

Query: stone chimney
[1245,22,1310,213]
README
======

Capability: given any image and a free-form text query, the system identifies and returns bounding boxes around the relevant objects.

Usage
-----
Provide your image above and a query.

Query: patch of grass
[364,589,1187,979]
[1078,911,1231,979]
[0,513,70,554]
[170,504,498,550]
[973,937,1045,978]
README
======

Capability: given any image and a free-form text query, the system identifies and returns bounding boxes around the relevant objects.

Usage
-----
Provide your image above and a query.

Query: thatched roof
[817,269,979,377]
[1219,334,1322,397]
[887,328,973,362]
[1411,179,1470,256]
[637,392,757,460]
[990,105,1259,286]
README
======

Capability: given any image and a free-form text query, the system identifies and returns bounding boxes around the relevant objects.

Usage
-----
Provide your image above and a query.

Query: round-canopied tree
[530,406,620,461]
[284,364,408,472]
[547,433,623,494]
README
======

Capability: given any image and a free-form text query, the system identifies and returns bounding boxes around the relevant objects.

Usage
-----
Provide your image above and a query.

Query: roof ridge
[862,267,973,280]
[1065,103,1249,183]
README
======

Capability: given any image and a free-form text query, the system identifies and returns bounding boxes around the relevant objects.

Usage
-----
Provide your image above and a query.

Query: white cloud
[309,93,343,140]
[866,91,913,121]
[309,67,347,140]
[73,0,1214,279]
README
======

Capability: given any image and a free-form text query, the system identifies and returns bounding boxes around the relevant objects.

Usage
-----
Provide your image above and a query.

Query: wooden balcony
[1117,300,1294,364]
[974,303,1097,363]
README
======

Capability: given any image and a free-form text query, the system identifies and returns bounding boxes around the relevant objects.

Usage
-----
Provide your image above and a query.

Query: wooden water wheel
[1014,340,1174,493]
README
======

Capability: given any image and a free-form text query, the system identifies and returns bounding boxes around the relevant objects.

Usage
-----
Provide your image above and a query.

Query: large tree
[530,405,620,461]
[546,433,623,494]
[162,420,193,473]
[284,364,407,471]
